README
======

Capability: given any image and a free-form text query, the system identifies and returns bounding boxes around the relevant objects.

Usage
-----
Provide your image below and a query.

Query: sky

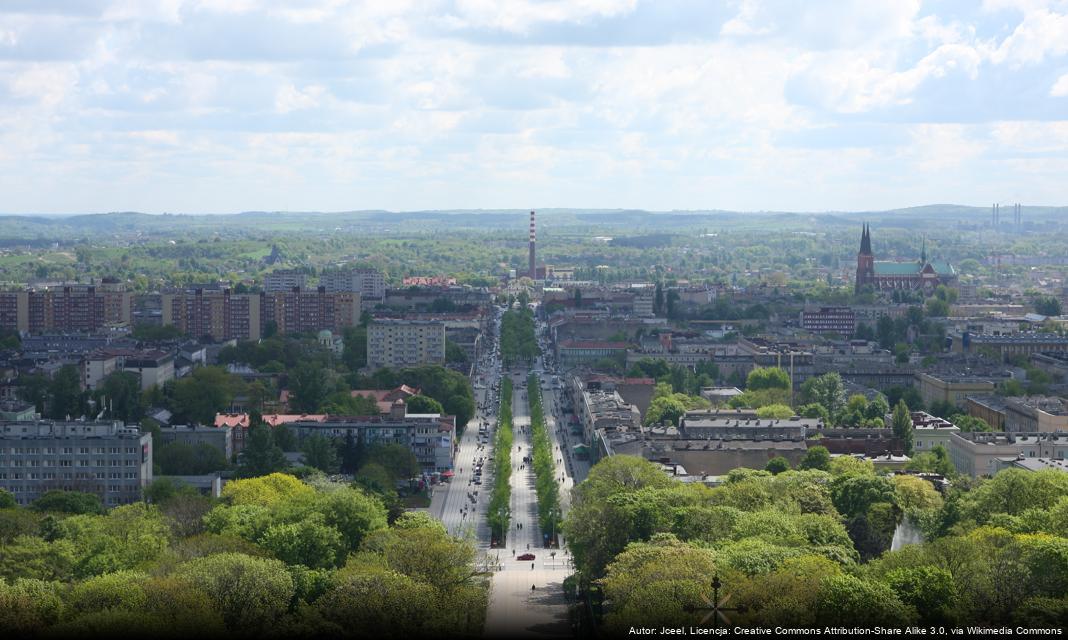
[1,0,1067,214]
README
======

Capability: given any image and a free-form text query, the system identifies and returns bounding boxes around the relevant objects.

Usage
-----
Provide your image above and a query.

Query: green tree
[170,367,237,425]
[765,456,791,475]
[815,574,914,626]
[288,364,328,413]
[272,424,298,452]
[1033,295,1063,316]
[405,395,444,414]
[31,491,104,515]
[562,456,675,579]
[98,371,144,423]
[240,424,288,477]
[259,519,346,569]
[365,443,421,484]
[799,372,845,417]
[746,367,791,391]
[156,441,227,475]
[892,400,914,455]
[174,553,295,632]
[301,435,340,474]
[798,446,831,471]
[48,365,86,420]
[884,566,958,624]
[756,404,795,419]
[600,534,718,634]
[316,570,438,639]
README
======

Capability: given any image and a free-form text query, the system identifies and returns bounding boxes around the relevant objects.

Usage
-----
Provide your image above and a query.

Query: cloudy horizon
[2,0,1067,214]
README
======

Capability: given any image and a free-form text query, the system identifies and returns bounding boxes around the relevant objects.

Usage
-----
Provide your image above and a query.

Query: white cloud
[0,0,1066,212]
[990,8,1068,65]
[274,83,326,113]
[448,0,638,33]
[1052,73,1068,95]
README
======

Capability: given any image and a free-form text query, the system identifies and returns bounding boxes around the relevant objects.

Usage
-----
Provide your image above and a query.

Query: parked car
[517,553,536,561]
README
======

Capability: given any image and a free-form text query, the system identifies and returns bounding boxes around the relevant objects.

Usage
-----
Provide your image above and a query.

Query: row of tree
[499,308,539,367]
[526,373,562,545]
[487,379,513,547]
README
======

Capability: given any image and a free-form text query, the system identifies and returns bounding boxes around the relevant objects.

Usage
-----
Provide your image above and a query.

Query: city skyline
[1,0,1067,214]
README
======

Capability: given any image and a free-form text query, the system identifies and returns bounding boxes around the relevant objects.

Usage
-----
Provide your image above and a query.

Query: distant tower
[528,210,536,280]
[920,235,927,264]
[855,223,874,294]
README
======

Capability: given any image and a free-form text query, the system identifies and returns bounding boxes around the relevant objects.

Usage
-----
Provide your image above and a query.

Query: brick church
[855,224,957,293]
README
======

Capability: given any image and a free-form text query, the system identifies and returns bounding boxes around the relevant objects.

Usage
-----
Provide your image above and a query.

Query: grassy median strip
[487,378,513,547]
[527,373,562,545]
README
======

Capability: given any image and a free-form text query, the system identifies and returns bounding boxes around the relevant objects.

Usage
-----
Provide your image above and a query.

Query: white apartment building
[264,270,308,293]
[367,319,446,370]
[320,268,386,300]
[0,420,153,506]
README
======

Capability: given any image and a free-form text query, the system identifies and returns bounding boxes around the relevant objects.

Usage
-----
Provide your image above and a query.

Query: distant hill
[0,204,1063,239]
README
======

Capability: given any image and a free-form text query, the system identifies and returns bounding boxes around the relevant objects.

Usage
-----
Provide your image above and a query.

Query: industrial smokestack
[529,210,536,280]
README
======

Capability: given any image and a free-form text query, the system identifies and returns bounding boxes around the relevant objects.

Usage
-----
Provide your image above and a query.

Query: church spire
[860,223,872,255]
[920,235,927,264]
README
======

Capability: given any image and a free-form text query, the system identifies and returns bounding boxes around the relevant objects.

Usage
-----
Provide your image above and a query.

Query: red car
[517,553,536,561]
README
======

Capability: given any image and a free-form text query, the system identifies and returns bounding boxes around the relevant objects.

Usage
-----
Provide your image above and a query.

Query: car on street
[517,553,536,561]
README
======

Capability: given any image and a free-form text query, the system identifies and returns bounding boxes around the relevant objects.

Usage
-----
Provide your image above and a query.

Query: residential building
[916,372,998,408]
[318,330,344,357]
[262,287,360,335]
[799,306,857,335]
[366,319,445,370]
[286,400,454,472]
[965,395,1068,433]
[0,400,37,422]
[910,412,960,454]
[557,340,630,368]
[572,383,641,457]
[263,269,308,292]
[0,283,131,333]
[949,431,1068,478]
[0,420,152,506]
[320,268,386,299]
[952,333,1068,357]
[84,349,175,391]
[161,288,261,341]
[158,424,233,462]
[700,387,744,406]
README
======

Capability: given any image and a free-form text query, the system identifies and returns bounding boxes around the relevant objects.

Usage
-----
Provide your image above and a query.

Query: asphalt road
[428,318,590,637]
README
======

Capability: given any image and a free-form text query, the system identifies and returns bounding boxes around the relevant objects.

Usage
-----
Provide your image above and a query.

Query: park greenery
[527,373,562,544]
[0,474,489,638]
[499,308,539,367]
[563,455,1068,630]
[487,379,513,547]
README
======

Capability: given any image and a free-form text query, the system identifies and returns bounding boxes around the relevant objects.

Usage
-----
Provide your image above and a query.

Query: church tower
[855,223,874,294]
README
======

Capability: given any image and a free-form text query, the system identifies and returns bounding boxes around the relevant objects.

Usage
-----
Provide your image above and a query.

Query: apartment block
[262,287,360,335]
[161,289,261,341]
[158,424,233,462]
[286,401,454,472]
[799,306,857,335]
[950,431,1068,478]
[320,268,386,300]
[965,394,1068,433]
[366,319,445,370]
[916,372,997,408]
[0,420,152,506]
[0,283,131,334]
[263,270,308,293]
